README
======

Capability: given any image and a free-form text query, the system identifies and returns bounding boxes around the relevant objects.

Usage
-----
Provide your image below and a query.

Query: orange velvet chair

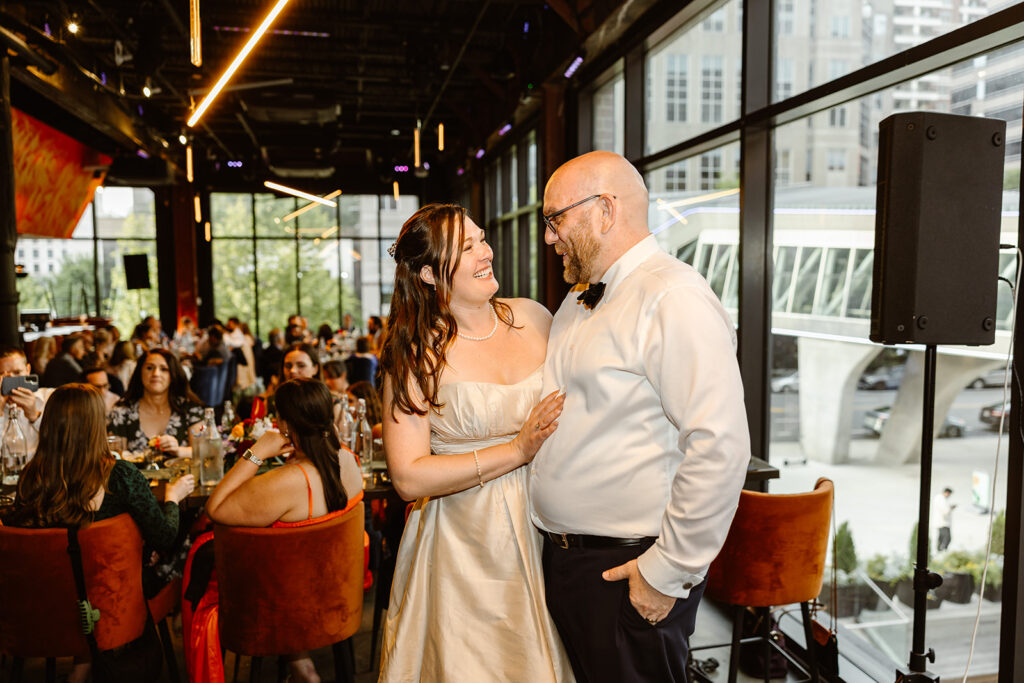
[214,501,365,683]
[697,477,833,683]
[0,514,150,682]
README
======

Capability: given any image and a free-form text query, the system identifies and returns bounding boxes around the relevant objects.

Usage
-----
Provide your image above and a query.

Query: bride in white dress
[378,204,574,682]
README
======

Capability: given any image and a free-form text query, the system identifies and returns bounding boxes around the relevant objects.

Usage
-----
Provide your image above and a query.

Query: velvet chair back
[0,513,148,657]
[706,478,833,607]
[214,501,365,656]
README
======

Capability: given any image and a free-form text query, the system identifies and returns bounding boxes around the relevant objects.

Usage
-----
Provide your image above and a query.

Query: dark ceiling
[2,0,618,193]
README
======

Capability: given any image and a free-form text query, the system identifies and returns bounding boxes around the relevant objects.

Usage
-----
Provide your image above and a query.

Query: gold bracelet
[473,449,484,488]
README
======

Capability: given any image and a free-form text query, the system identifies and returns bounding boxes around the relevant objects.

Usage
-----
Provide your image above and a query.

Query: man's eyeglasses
[542,194,604,233]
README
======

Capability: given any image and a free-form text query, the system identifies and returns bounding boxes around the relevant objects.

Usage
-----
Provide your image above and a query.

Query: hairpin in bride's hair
[387,241,398,258]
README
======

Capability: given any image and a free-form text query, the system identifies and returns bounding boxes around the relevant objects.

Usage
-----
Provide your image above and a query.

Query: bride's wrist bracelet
[473,449,484,488]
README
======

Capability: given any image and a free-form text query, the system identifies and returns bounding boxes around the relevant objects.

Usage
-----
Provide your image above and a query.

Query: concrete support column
[875,352,1005,466]
[798,338,880,464]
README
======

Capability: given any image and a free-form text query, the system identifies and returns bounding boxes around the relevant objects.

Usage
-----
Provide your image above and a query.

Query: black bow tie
[577,282,606,310]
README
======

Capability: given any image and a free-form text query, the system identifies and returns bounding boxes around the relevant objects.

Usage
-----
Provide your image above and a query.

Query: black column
[0,56,20,347]
[738,0,774,463]
[1000,151,1024,682]
[154,187,177,328]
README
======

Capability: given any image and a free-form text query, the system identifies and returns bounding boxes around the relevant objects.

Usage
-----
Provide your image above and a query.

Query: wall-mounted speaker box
[871,111,1006,346]
[123,253,151,290]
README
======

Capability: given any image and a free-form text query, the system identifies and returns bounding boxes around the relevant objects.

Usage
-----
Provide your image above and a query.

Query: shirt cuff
[636,544,705,599]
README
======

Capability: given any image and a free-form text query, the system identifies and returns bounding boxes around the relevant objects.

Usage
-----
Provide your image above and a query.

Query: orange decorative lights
[187,0,293,127]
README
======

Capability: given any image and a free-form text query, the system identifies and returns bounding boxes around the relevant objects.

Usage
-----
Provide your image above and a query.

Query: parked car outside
[863,406,966,438]
[968,367,1009,389]
[771,371,799,393]
[858,365,905,391]
[980,400,1011,429]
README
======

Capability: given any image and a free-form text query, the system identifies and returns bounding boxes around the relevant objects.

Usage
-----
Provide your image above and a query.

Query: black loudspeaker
[123,254,151,290]
[870,112,1006,346]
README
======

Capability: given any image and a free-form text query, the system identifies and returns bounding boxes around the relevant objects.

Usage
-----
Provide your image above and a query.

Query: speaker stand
[895,344,942,683]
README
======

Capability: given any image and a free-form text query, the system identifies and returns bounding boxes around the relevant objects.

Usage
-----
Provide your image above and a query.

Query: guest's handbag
[66,527,164,683]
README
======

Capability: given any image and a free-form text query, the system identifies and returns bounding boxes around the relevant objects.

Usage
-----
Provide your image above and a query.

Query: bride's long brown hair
[380,204,513,417]
[10,384,115,529]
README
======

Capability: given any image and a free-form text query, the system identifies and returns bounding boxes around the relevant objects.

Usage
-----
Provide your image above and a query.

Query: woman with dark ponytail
[204,377,363,682]
[377,204,572,681]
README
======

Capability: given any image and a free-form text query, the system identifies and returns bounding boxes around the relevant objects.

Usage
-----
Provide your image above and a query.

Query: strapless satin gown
[378,368,574,682]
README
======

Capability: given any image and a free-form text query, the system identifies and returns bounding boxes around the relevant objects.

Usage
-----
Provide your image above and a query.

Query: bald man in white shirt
[530,151,750,682]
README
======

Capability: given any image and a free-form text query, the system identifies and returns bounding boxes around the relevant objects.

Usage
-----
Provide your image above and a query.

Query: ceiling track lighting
[438,123,444,151]
[186,145,194,183]
[264,181,337,207]
[190,0,202,67]
[282,189,342,222]
[194,195,203,223]
[188,0,293,127]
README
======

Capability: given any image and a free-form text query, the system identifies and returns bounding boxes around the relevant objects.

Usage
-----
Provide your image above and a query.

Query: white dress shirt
[531,235,750,598]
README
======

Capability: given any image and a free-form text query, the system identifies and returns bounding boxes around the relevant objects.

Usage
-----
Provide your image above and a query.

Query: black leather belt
[543,531,656,550]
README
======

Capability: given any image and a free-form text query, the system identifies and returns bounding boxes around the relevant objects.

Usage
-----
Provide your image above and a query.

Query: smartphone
[1,374,40,396]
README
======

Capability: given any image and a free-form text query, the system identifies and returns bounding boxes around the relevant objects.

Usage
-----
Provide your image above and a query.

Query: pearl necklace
[457,305,498,341]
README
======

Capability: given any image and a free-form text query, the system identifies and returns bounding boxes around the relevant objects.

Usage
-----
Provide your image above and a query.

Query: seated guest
[109,340,138,390]
[81,365,120,414]
[284,323,306,346]
[259,328,286,390]
[30,336,57,376]
[173,316,199,356]
[323,360,349,399]
[7,384,194,683]
[200,378,363,683]
[345,337,378,387]
[367,315,384,353]
[316,323,335,346]
[197,325,231,366]
[81,351,124,396]
[323,359,350,426]
[240,342,321,420]
[0,346,52,457]
[92,327,114,363]
[348,381,381,426]
[41,333,87,388]
[108,349,205,460]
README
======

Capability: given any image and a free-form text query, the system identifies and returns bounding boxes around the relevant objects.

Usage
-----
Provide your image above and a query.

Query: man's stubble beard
[561,217,601,285]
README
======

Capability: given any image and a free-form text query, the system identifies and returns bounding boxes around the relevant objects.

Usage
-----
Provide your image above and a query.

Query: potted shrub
[982,556,1003,602]
[991,510,1005,555]
[865,552,902,600]
[934,550,977,604]
[895,524,943,609]
[820,522,874,616]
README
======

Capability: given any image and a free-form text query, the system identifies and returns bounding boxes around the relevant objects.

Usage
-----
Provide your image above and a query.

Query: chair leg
[728,606,743,683]
[45,657,56,683]
[276,656,287,682]
[760,607,772,683]
[800,602,820,683]
[332,639,355,683]
[250,655,262,683]
[158,618,181,683]
[233,651,241,682]
[10,656,24,683]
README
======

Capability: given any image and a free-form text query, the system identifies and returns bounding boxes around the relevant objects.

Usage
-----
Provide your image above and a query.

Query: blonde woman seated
[201,378,363,683]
